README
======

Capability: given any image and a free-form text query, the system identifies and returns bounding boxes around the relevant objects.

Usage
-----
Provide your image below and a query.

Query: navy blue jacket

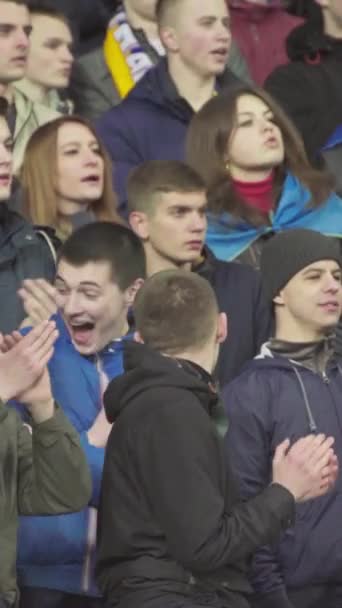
[224,345,342,607]
[96,58,240,216]
[195,249,271,387]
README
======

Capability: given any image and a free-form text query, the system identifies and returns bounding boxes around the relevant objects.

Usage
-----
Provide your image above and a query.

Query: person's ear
[134,331,144,344]
[159,25,179,53]
[217,312,227,344]
[314,0,329,9]
[129,211,150,240]
[273,290,285,306]
[125,278,144,307]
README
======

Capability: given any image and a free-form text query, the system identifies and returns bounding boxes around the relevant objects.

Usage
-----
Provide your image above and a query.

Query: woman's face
[226,94,285,181]
[55,122,105,216]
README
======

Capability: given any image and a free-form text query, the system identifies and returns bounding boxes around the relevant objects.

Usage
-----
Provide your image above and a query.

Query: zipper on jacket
[81,507,98,592]
[322,371,330,384]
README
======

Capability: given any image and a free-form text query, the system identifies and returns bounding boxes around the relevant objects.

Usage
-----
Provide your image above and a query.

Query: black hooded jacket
[96,341,294,606]
[264,15,342,161]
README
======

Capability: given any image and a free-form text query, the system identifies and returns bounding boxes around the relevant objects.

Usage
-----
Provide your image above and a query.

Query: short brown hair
[155,0,182,25]
[127,160,205,215]
[21,115,121,236]
[27,0,71,27]
[134,269,218,355]
[186,86,335,225]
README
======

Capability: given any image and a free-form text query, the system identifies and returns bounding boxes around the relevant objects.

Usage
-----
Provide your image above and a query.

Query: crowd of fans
[1,0,342,607]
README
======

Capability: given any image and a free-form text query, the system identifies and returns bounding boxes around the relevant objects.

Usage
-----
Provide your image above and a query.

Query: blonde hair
[21,116,121,237]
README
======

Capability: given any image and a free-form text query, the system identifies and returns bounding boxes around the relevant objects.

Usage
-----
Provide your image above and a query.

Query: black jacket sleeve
[137,391,295,573]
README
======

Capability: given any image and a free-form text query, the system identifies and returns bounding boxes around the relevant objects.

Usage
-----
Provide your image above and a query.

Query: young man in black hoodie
[97,268,338,608]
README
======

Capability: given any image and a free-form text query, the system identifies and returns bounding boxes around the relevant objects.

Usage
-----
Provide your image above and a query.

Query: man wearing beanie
[224,229,342,608]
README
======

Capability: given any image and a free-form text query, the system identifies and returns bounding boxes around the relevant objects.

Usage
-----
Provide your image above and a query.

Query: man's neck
[145,247,191,277]
[16,78,49,104]
[324,14,342,40]
[173,349,213,376]
[167,56,216,111]
[98,318,130,353]
[275,322,325,344]
[0,83,14,104]
[124,4,160,42]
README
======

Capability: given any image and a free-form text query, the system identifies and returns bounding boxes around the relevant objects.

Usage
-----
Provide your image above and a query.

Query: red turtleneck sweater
[232,173,274,214]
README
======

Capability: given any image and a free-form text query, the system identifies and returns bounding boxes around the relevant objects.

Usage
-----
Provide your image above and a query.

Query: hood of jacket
[104,341,219,423]
[286,9,342,62]
[124,57,240,122]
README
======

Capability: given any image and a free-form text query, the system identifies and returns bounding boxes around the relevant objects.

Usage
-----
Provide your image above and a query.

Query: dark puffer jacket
[265,18,342,161]
[0,204,55,333]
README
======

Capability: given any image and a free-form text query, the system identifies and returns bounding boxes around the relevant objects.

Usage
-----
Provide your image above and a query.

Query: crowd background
[1,1,342,608]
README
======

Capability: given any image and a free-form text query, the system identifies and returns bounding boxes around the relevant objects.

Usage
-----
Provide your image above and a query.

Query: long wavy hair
[186,86,334,226]
[21,115,121,236]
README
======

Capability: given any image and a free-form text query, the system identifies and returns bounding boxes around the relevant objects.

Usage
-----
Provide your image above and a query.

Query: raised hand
[0,321,58,412]
[18,278,58,326]
[272,434,338,502]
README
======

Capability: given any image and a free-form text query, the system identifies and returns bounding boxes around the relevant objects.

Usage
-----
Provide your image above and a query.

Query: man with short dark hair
[15,222,146,608]
[128,160,270,388]
[96,268,338,608]
[0,0,67,171]
[14,0,74,124]
[96,0,242,216]
[225,229,342,608]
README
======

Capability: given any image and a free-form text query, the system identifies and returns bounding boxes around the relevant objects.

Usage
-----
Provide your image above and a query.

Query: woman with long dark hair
[186,86,342,267]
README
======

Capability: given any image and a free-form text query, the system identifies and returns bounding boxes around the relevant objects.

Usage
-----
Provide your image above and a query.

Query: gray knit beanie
[261,229,341,303]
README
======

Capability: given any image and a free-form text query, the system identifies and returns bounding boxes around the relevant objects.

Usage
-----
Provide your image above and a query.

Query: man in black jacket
[0,97,55,333]
[264,0,342,162]
[96,268,338,608]
[128,159,270,390]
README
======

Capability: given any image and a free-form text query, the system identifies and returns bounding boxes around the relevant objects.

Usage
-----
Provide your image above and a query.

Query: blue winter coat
[16,315,130,596]
[96,58,240,216]
[206,172,342,262]
[224,345,342,606]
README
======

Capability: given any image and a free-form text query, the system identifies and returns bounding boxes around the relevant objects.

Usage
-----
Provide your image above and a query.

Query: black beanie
[261,229,341,303]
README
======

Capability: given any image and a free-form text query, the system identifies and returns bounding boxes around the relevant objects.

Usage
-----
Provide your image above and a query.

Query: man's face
[55,259,130,355]
[0,2,31,85]
[124,0,157,21]
[0,116,13,201]
[131,190,207,266]
[316,0,342,25]
[25,14,73,91]
[277,260,342,336]
[164,0,231,78]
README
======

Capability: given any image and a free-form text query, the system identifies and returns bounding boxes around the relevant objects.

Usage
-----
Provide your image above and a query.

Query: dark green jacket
[0,401,91,606]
